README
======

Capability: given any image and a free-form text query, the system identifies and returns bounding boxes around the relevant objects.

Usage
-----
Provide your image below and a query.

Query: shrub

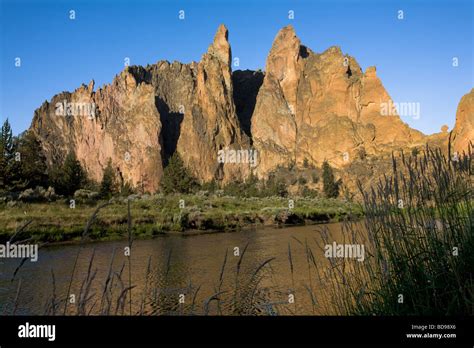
[264,173,288,197]
[297,176,307,185]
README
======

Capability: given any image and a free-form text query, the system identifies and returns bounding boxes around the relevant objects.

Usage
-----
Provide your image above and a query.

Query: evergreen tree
[52,152,86,196]
[264,172,288,197]
[0,119,14,189]
[100,158,116,198]
[322,160,340,198]
[16,131,48,189]
[7,137,25,191]
[161,152,197,194]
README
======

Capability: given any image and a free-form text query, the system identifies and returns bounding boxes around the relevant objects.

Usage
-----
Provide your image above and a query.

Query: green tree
[52,152,86,196]
[99,158,117,198]
[16,131,48,189]
[161,152,197,194]
[0,119,14,189]
[322,160,340,198]
[6,137,24,191]
[264,172,288,197]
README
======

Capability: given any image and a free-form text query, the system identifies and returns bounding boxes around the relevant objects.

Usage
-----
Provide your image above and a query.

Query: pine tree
[161,152,197,194]
[16,131,48,189]
[322,160,340,198]
[100,158,116,198]
[52,152,86,196]
[7,137,25,191]
[0,119,14,189]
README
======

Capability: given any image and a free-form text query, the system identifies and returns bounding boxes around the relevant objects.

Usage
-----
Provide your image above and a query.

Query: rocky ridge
[30,24,473,193]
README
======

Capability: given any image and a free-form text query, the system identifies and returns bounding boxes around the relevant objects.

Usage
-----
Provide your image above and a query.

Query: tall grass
[37,246,277,316]
[325,143,473,315]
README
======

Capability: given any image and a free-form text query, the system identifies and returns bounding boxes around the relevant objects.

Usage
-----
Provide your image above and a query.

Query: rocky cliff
[31,25,251,191]
[452,88,474,155]
[251,25,426,177]
[31,70,163,192]
[30,24,472,193]
[175,24,251,183]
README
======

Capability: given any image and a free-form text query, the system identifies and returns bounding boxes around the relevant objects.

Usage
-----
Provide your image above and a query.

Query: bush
[223,174,260,198]
[74,189,99,201]
[18,186,57,202]
[263,173,288,197]
[299,186,319,198]
[120,181,135,196]
[297,176,307,185]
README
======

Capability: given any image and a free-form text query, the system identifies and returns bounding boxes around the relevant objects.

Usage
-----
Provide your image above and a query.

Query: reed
[325,143,473,315]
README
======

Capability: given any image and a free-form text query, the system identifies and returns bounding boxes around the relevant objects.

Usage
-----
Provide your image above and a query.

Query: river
[0,221,368,315]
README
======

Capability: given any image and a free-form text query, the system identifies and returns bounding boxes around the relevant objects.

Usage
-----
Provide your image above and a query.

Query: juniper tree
[161,152,197,194]
[0,119,14,189]
[322,160,340,198]
[100,158,116,198]
[52,152,87,196]
[16,131,48,189]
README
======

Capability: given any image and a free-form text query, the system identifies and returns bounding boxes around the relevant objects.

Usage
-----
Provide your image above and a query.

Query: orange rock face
[29,24,472,192]
[452,89,474,155]
[251,25,426,177]
[31,69,163,192]
[176,24,251,183]
[30,25,251,191]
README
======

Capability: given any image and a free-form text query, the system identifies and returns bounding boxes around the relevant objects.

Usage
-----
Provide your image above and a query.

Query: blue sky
[0,0,472,135]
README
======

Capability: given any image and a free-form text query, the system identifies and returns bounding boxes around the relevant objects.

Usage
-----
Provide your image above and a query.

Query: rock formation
[251,25,426,178]
[31,25,251,191]
[175,24,251,183]
[452,88,474,155]
[29,24,472,193]
[31,69,163,192]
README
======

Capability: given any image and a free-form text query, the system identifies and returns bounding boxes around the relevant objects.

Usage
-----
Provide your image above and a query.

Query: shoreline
[0,194,363,245]
[43,217,360,248]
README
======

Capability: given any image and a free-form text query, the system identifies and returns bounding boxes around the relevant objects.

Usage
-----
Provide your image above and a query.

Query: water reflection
[0,221,367,315]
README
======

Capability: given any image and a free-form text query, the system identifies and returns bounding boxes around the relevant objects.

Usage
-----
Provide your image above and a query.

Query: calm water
[0,222,368,315]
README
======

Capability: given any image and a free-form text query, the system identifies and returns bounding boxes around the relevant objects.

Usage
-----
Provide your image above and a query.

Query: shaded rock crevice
[232,69,264,141]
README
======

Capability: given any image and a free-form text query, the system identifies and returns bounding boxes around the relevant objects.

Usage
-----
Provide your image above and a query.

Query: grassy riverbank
[0,194,362,243]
